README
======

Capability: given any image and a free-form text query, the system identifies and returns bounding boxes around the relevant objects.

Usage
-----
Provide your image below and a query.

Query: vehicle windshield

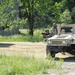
[60,27,73,34]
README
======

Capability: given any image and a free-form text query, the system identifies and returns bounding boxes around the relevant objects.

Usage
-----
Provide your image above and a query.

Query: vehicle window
[61,27,73,33]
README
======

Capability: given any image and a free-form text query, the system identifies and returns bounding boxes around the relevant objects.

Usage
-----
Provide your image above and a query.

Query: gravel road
[0,42,75,75]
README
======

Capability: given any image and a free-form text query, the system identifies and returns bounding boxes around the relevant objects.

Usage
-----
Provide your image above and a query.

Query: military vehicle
[42,24,75,58]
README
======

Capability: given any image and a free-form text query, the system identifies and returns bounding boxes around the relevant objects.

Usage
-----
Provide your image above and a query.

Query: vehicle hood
[48,34,74,40]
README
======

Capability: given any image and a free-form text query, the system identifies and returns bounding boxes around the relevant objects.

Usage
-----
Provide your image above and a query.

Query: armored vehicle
[43,24,75,58]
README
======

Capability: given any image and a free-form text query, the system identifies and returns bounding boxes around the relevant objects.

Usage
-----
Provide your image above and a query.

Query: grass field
[0,55,63,75]
[0,29,63,75]
[0,29,44,42]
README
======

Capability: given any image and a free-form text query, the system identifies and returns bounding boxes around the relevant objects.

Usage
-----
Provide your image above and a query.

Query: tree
[61,0,75,12]
[0,0,18,29]
[71,7,75,23]
[51,2,62,23]
[0,0,20,35]
[19,0,54,36]
[19,0,36,36]
[60,9,72,24]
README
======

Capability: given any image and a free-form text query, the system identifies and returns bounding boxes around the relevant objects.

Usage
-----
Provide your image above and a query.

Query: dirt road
[0,42,75,75]
[0,42,46,58]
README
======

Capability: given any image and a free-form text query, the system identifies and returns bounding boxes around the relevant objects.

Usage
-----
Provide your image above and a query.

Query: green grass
[0,55,63,75]
[0,35,43,42]
[0,29,44,42]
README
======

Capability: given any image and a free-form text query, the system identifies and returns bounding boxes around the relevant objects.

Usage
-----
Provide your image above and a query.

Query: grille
[52,41,62,44]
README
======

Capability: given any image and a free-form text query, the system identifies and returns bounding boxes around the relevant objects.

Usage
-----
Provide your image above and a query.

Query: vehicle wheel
[46,46,55,58]
[50,51,55,57]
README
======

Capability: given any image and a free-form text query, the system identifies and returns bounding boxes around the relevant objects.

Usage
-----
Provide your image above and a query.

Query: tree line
[0,0,75,36]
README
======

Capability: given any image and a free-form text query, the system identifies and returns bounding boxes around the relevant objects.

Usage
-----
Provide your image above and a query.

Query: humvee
[43,24,75,58]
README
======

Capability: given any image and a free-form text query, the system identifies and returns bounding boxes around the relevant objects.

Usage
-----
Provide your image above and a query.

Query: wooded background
[0,0,75,36]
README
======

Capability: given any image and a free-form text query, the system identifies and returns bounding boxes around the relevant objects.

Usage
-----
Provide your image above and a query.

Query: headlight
[71,39,74,42]
[48,40,52,44]
[62,41,66,45]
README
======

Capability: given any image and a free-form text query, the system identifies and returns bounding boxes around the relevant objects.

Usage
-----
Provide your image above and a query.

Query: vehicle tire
[46,46,55,58]
[50,51,55,57]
